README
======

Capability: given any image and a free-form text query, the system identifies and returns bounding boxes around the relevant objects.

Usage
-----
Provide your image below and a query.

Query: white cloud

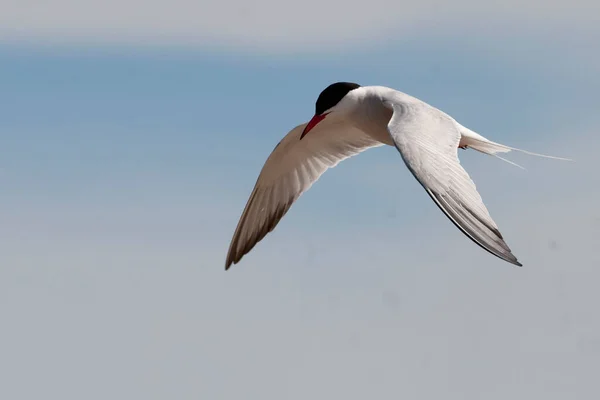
[1,0,599,51]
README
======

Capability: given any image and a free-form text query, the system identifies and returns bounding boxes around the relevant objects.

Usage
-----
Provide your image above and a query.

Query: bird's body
[225,83,568,270]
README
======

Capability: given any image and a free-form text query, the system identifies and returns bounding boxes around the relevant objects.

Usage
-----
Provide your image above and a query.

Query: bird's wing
[225,120,383,269]
[384,96,522,266]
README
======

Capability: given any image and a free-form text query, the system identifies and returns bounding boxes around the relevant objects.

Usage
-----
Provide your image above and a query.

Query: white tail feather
[458,125,572,168]
[490,154,526,169]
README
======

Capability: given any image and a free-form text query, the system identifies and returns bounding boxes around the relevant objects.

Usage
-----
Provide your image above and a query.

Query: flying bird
[225,82,568,270]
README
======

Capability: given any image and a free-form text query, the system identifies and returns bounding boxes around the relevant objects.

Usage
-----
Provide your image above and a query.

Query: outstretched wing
[385,97,522,266]
[225,121,382,270]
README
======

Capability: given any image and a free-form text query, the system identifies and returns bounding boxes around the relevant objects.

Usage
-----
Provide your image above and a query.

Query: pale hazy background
[1,1,599,399]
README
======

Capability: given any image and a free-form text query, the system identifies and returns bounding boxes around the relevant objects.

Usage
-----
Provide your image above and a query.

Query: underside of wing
[425,188,521,266]
[225,121,382,270]
[385,98,522,266]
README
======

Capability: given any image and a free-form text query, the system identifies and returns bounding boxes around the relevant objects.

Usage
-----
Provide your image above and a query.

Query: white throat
[343,87,395,146]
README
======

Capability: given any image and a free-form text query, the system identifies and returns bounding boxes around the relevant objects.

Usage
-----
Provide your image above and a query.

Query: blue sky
[1,4,600,399]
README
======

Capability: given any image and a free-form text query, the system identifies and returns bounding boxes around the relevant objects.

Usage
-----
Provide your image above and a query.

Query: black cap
[315,82,361,115]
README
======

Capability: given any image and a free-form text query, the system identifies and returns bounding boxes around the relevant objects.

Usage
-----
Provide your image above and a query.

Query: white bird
[225,82,568,270]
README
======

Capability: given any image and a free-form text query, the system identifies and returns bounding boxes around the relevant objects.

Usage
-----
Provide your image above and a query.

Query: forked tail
[458,125,572,169]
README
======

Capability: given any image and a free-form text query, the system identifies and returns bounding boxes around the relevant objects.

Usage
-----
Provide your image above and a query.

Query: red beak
[300,112,329,139]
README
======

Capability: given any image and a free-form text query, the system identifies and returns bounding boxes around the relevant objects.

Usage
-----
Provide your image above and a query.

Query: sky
[1,2,600,399]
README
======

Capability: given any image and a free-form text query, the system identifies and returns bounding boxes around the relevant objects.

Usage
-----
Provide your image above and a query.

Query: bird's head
[300,82,361,139]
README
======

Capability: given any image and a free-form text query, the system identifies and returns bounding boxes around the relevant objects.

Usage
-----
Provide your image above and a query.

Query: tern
[225,82,568,270]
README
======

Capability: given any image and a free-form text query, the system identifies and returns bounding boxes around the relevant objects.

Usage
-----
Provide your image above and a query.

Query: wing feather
[385,98,522,266]
[225,121,382,269]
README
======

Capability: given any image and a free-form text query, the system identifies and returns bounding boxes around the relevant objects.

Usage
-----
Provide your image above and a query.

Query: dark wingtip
[506,255,523,267]
[423,188,524,268]
[506,253,523,267]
